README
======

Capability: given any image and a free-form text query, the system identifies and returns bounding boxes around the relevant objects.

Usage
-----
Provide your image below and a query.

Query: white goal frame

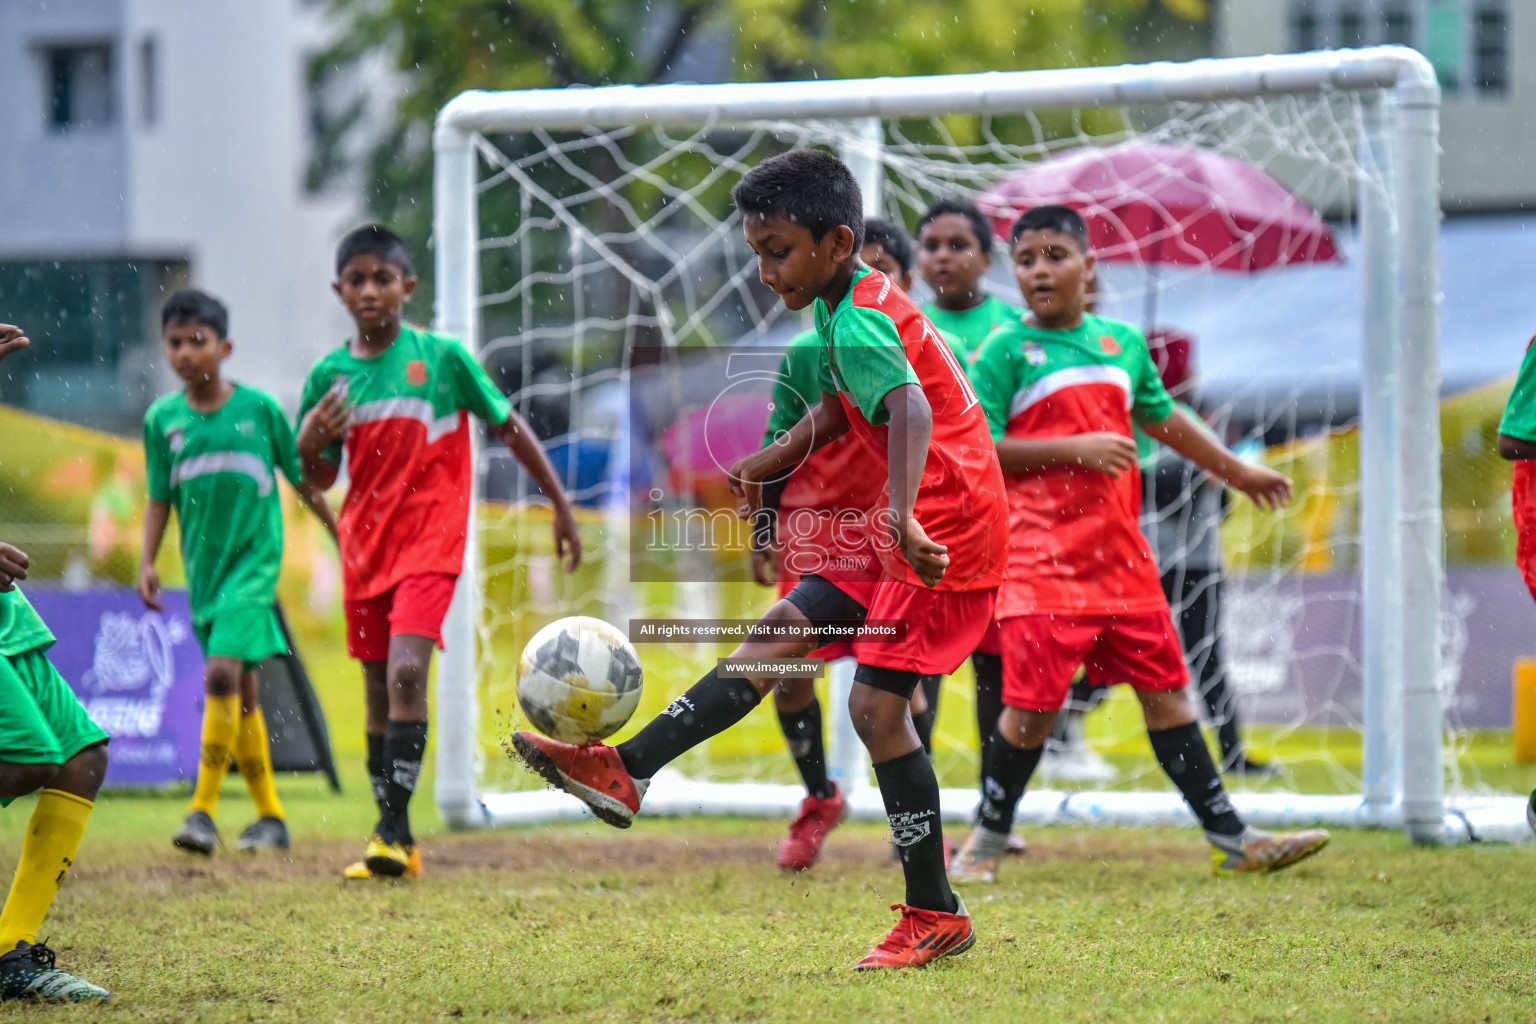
[429,47,1525,845]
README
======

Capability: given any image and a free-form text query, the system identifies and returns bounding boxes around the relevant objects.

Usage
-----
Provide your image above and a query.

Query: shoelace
[872,906,930,953]
[26,942,57,971]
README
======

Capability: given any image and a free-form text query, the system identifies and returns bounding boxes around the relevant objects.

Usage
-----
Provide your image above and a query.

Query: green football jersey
[0,588,55,658]
[1499,338,1536,441]
[144,384,303,625]
[921,294,1024,357]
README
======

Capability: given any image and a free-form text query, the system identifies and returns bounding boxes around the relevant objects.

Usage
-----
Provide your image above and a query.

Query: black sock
[972,653,1003,795]
[381,720,428,846]
[1148,721,1243,836]
[778,699,834,800]
[617,669,762,781]
[1199,678,1245,763]
[366,732,387,810]
[911,674,941,754]
[978,735,1043,834]
[872,748,955,913]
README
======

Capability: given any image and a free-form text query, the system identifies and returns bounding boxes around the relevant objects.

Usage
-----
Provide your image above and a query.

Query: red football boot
[778,784,846,871]
[510,732,645,828]
[852,897,975,970]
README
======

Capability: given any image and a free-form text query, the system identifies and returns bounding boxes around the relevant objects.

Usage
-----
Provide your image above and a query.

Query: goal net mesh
[460,90,1490,809]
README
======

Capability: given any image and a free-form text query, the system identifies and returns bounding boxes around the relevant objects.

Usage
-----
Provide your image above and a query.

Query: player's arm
[1141,407,1292,511]
[296,389,346,490]
[138,499,171,612]
[295,480,340,545]
[1497,433,1536,460]
[0,323,30,363]
[0,542,28,593]
[995,434,1139,476]
[882,383,948,588]
[729,396,849,518]
[490,411,582,573]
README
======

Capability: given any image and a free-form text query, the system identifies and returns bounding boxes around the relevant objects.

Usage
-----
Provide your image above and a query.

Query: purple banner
[24,587,206,787]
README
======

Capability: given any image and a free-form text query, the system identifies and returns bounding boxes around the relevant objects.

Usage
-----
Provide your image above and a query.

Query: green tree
[312,0,1204,307]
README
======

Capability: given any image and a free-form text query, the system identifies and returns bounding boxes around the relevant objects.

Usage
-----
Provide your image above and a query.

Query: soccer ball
[516,616,644,745]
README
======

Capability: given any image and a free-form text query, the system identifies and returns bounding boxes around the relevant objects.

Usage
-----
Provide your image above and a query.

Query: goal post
[428,47,1522,844]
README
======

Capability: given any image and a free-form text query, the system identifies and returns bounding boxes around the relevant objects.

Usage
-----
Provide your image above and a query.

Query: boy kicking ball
[0,323,111,1003]
[297,226,581,880]
[142,290,339,856]
[949,206,1329,884]
[513,151,1009,970]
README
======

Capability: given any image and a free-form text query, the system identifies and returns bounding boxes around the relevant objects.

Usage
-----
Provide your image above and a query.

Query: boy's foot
[236,817,291,852]
[948,826,1008,884]
[1222,753,1282,779]
[852,897,975,970]
[510,732,646,828]
[0,941,109,1003]
[1006,831,1028,856]
[172,810,221,855]
[779,784,845,871]
[1211,828,1330,876]
[1527,788,1536,838]
[364,835,412,878]
[343,844,421,881]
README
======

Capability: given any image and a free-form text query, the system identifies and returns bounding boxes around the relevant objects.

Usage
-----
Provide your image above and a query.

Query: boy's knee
[61,742,109,798]
[204,661,241,697]
[846,687,899,744]
[0,761,61,800]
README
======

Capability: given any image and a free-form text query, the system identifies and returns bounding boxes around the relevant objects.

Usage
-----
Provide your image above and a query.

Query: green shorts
[0,646,110,805]
[194,605,288,667]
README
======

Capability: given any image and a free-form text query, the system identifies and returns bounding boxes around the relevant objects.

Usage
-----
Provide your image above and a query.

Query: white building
[0,0,366,430]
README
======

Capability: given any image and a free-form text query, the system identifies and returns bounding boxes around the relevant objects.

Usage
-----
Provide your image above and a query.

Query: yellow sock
[189,694,241,818]
[235,706,284,821]
[0,789,93,950]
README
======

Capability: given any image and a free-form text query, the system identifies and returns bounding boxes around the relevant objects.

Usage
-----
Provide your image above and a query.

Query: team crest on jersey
[167,428,185,453]
[1022,341,1047,366]
[1099,335,1122,355]
[407,359,429,386]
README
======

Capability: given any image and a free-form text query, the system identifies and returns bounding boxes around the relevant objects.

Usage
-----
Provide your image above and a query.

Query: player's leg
[0,650,110,1002]
[950,615,1093,883]
[512,576,858,827]
[341,657,391,880]
[1118,614,1326,875]
[908,673,941,754]
[233,664,289,852]
[773,672,845,871]
[174,650,243,854]
[365,632,433,878]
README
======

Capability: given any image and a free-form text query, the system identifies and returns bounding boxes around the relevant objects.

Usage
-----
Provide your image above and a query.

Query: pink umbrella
[979,142,1340,324]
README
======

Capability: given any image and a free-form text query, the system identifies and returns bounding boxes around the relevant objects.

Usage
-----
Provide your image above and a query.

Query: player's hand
[729,454,765,518]
[552,504,582,573]
[1230,463,1293,511]
[751,549,776,587]
[297,389,351,457]
[890,516,949,588]
[0,324,30,364]
[137,564,164,611]
[0,543,28,593]
[1069,433,1139,477]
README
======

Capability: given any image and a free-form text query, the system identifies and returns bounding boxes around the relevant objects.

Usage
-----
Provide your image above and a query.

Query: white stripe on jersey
[1009,364,1133,421]
[349,397,461,444]
[170,452,274,496]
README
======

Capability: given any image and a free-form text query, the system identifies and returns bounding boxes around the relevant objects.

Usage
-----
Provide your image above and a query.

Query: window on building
[46,44,114,130]
[1286,0,1509,99]
[140,37,158,126]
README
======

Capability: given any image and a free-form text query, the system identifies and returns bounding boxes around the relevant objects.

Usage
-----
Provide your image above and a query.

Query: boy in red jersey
[297,226,581,880]
[949,206,1329,884]
[513,151,1007,969]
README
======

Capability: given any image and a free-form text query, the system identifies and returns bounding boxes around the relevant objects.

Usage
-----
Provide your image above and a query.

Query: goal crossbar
[430,46,1527,845]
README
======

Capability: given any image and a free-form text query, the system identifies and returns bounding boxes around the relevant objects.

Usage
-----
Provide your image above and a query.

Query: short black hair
[335,224,415,277]
[732,150,864,250]
[916,198,995,252]
[161,288,229,338]
[1009,204,1090,251]
[862,218,915,276]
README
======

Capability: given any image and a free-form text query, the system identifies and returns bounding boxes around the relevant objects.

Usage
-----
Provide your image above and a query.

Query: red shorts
[973,620,1002,657]
[345,573,459,662]
[841,577,996,676]
[776,577,854,661]
[998,611,1188,711]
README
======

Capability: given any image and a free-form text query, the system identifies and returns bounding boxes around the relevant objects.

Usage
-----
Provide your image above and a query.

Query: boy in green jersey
[139,290,339,856]
[0,323,111,1003]
[915,199,1023,356]
[297,226,581,880]
[1494,336,1536,835]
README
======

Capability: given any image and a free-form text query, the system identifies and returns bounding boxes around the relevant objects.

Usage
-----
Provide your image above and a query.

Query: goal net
[430,48,1528,843]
